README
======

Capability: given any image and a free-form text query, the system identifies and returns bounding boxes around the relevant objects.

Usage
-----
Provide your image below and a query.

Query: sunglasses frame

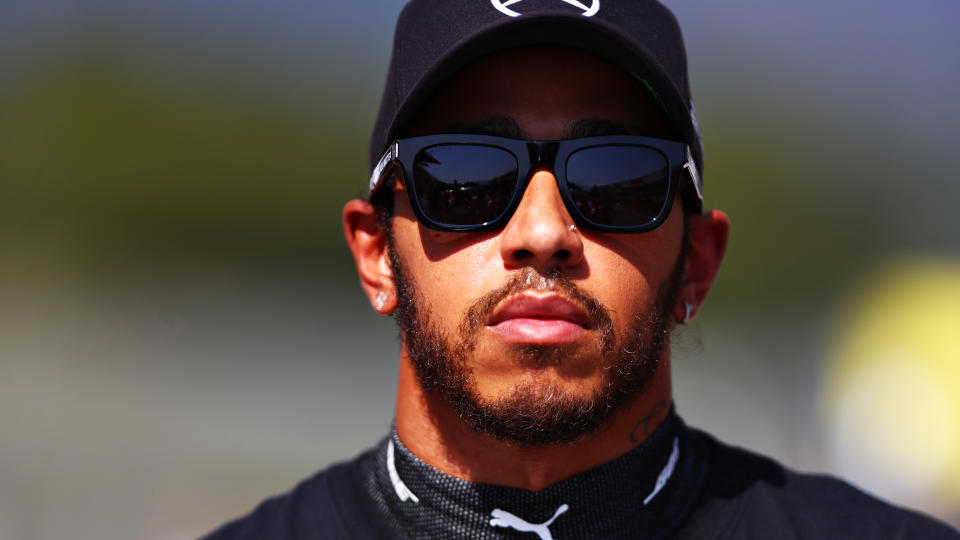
[369,134,702,233]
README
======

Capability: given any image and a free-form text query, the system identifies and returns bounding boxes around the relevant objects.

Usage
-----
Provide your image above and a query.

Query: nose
[499,170,584,270]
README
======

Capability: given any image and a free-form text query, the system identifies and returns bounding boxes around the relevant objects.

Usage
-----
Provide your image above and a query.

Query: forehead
[404,47,676,140]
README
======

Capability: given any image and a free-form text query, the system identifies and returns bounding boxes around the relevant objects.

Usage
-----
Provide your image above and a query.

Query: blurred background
[1,0,958,538]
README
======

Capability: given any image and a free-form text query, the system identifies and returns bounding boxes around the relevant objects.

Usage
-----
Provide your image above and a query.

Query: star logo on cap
[490,0,600,18]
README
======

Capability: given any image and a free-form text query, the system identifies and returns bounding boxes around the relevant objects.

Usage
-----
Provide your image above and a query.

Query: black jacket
[203,428,958,539]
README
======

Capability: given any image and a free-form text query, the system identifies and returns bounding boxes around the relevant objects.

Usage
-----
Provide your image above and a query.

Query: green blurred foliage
[1,52,372,278]
[699,105,877,314]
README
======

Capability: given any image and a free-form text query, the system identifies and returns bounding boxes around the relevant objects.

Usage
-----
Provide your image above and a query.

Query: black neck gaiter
[362,410,706,539]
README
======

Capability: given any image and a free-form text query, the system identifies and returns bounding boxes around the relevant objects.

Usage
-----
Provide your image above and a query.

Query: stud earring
[568,224,578,232]
[681,301,694,324]
[375,292,387,311]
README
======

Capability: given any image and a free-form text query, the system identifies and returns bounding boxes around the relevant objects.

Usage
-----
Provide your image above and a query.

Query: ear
[678,210,729,320]
[343,199,398,315]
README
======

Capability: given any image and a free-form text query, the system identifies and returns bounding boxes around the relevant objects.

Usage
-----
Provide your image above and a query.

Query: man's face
[385,48,690,445]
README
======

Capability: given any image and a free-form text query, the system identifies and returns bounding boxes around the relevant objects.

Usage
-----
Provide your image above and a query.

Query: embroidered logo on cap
[490,0,599,18]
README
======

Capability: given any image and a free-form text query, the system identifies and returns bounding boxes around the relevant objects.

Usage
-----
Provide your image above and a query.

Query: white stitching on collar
[387,439,420,503]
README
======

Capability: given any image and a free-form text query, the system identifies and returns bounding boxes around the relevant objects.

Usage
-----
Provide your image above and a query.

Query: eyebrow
[444,117,523,138]
[567,118,651,138]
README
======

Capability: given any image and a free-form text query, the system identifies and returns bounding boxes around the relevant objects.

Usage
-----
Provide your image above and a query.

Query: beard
[388,236,685,447]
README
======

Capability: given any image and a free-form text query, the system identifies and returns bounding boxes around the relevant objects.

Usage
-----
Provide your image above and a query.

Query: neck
[394,350,674,491]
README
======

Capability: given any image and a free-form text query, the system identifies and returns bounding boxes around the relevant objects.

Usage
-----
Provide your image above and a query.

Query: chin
[463,375,618,447]
[478,338,609,378]
[483,366,604,398]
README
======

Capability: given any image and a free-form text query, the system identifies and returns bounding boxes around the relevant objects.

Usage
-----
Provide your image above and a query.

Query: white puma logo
[489,504,569,540]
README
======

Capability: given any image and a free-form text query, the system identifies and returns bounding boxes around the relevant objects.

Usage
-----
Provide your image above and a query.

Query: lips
[485,293,592,345]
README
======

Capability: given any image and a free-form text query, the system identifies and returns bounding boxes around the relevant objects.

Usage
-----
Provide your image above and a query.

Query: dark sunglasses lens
[565,145,670,228]
[412,144,519,227]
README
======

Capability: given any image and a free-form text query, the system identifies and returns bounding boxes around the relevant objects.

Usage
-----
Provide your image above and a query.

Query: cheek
[579,213,685,322]
[591,198,685,280]
[393,219,502,324]
[583,245,656,321]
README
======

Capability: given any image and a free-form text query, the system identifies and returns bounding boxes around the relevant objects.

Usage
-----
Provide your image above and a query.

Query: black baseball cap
[369,0,704,190]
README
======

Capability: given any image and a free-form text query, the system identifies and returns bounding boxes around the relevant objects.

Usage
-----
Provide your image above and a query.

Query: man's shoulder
[678,427,959,539]
[200,445,392,540]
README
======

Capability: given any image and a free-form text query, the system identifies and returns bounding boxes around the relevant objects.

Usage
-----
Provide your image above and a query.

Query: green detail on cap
[635,75,667,112]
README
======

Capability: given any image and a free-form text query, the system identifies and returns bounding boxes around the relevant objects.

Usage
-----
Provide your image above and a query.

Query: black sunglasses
[369,134,703,233]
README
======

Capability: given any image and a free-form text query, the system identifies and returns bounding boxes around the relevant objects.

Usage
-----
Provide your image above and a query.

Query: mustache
[458,268,614,350]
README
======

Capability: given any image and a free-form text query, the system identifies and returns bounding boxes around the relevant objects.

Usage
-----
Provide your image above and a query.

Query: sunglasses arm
[683,146,704,203]
[369,142,399,196]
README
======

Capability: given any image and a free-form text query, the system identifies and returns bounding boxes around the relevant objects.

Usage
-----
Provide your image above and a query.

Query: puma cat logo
[489,504,569,540]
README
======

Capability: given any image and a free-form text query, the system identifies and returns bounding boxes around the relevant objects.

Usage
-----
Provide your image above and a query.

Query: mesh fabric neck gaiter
[362,409,707,539]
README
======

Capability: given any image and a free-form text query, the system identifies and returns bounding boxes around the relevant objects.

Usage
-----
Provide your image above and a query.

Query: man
[205,1,959,538]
